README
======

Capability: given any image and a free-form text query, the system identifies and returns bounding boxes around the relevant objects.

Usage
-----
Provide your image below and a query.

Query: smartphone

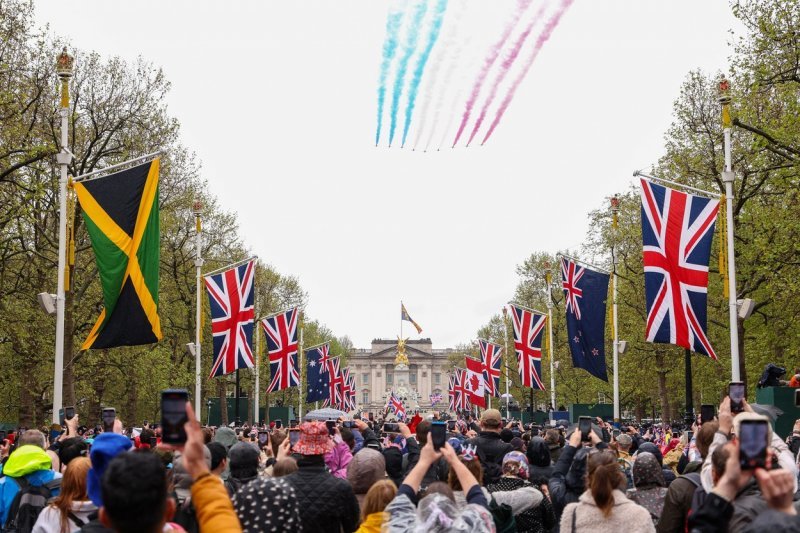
[368,412,374,421]
[447,420,456,431]
[258,431,269,446]
[65,406,75,421]
[160,389,189,445]
[612,429,621,439]
[149,436,158,448]
[102,408,116,433]
[342,420,356,428]
[143,420,148,427]
[290,419,298,428]
[289,429,300,448]
[325,420,336,436]
[383,422,400,433]
[274,419,283,429]
[687,430,694,442]
[430,421,446,451]
[738,419,768,470]
[795,389,800,408]
[578,416,592,442]
[0,431,6,442]
[729,382,745,413]
[700,404,715,424]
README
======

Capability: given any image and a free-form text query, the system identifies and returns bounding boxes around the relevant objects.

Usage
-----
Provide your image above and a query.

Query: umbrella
[304,408,347,421]
[500,393,514,400]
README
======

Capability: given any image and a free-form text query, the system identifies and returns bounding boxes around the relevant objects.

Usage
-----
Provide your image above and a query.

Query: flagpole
[298,321,304,421]
[502,307,510,419]
[253,292,260,425]
[719,78,741,382]
[52,49,74,424]
[545,267,556,410]
[611,196,621,422]
[193,200,204,419]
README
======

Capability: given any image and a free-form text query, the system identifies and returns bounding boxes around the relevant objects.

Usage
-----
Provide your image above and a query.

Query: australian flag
[305,343,331,403]
[561,257,610,381]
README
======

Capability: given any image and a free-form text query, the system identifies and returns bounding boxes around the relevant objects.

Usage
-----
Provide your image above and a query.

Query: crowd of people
[0,395,799,532]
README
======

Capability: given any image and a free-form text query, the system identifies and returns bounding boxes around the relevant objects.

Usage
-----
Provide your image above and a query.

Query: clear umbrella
[304,407,348,421]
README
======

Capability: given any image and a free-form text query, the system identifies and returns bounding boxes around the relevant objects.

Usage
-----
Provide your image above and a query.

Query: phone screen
[739,420,768,470]
[65,406,75,421]
[258,432,269,445]
[687,430,694,442]
[290,420,298,428]
[325,420,335,435]
[579,417,592,441]
[102,408,116,433]
[149,436,158,448]
[700,404,715,424]
[729,382,745,413]
[289,429,300,448]
[161,389,189,444]
[274,419,283,429]
[431,421,446,450]
[342,420,356,428]
[447,420,456,431]
[383,422,399,433]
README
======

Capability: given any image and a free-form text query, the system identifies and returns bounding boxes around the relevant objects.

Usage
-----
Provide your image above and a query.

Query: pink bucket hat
[294,421,334,455]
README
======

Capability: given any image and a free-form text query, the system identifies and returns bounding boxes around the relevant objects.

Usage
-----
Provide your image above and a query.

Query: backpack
[3,476,61,533]
[488,498,516,533]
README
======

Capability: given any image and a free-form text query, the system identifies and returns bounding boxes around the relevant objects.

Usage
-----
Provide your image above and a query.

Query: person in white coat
[560,449,654,533]
[33,457,96,533]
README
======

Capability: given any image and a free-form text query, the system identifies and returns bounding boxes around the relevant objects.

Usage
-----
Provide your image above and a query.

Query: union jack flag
[561,260,585,320]
[388,392,406,420]
[337,368,357,411]
[640,178,720,359]
[205,260,255,378]
[261,308,300,392]
[429,392,443,405]
[326,357,344,406]
[509,304,547,390]
[478,339,503,396]
[448,369,471,411]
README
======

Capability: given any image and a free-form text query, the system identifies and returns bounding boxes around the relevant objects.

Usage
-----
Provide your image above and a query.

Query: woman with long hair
[32,457,95,533]
[560,450,654,533]
[356,479,396,533]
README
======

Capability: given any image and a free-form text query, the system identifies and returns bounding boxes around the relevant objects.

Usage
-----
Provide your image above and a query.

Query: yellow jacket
[355,511,388,533]
[191,474,242,532]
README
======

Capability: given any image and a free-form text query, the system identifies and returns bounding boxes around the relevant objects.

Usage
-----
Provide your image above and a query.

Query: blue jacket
[0,445,62,524]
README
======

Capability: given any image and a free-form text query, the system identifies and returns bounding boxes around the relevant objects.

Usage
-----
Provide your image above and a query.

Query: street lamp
[52,47,74,424]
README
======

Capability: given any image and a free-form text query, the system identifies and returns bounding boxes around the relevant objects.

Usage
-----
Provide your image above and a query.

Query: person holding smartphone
[698,397,797,495]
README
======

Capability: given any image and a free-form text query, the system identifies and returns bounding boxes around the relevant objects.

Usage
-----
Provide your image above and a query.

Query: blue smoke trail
[401,0,449,148]
[376,5,406,147]
[389,0,428,147]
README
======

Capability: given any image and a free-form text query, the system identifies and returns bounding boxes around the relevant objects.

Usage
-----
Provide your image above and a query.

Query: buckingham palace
[348,338,455,412]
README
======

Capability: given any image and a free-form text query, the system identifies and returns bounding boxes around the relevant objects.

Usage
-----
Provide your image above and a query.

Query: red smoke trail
[465,2,547,147]
[450,0,531,148]
[481,0,574,145]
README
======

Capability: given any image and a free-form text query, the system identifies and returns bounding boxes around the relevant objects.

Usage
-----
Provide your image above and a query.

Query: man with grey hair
[17,429,46,450]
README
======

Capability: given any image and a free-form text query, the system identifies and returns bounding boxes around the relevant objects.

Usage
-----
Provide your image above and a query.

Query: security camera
[186,342,196,356]
[737,298,755,320]
[37,293,57,316]
[618,340,628,354]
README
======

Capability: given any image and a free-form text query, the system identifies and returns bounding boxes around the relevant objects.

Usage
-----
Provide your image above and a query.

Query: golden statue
[394,336,410,367]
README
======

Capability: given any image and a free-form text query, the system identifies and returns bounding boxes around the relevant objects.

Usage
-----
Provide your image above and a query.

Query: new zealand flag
[561,257,610,381]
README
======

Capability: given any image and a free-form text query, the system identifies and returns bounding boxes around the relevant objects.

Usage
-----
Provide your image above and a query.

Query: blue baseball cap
[87,433,133,507]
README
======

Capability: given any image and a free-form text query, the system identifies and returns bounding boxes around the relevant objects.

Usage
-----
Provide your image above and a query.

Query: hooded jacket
[285,455,360,533]
[0,445,62,525]
[527,437,554,486]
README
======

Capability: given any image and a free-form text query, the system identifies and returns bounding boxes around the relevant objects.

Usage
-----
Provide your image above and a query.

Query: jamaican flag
[73,159,162,349]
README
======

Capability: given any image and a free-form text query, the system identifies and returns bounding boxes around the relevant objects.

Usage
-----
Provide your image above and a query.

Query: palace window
[434,373,441,385]
[410,372,417,385]
[387,373,393,385]
[362,391,369,405]
[362,373,369,385]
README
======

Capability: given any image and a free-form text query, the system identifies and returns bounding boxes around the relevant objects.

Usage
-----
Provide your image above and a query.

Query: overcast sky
[35,1,740,349]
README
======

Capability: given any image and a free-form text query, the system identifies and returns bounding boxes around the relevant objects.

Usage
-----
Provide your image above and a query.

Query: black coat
[284,455,360,533]
[466,431,513,484]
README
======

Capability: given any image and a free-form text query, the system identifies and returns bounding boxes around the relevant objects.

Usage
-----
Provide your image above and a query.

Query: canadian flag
[464,358,487,407]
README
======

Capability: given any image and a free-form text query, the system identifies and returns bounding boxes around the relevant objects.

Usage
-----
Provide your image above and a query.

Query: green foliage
[0,0,342,426]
